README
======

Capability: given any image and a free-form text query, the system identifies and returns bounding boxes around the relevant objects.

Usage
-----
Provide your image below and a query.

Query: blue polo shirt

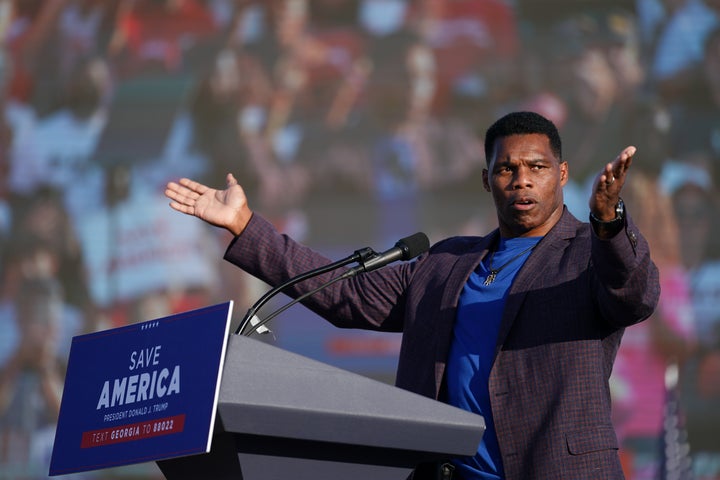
[446,236,541,479]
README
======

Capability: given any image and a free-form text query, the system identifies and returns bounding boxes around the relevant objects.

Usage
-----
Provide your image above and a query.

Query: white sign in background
[78,193,220,307]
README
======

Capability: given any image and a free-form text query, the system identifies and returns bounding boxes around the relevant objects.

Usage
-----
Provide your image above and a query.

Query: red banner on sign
[81,414,186,449]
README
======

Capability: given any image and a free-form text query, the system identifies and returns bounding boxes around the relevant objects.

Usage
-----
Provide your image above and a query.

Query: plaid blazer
[225,206,660,480]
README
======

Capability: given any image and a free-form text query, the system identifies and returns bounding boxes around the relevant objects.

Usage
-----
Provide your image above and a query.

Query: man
[165,111,660,479]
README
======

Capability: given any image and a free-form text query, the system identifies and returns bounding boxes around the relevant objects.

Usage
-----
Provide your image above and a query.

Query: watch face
[616,199,625,218]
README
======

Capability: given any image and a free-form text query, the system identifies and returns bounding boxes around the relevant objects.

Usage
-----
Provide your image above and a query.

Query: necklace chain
[484,244,536,286]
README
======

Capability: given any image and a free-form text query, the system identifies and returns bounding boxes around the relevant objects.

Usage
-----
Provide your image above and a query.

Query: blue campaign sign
[49,301,233,476]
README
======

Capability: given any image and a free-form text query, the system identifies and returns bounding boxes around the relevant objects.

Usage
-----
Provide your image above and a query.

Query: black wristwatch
[589,198,625,236]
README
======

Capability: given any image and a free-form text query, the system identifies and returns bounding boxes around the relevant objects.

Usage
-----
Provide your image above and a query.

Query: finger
[600,162,615,187]
[164,183,183,201]
[165,181,190,195]
[178,177,209,195]
[613,146,636,176]
[621,145,637,160]
[165,185,204,215]
[226,173,238,186]
[165,182,194,202]
[168,199,195,215]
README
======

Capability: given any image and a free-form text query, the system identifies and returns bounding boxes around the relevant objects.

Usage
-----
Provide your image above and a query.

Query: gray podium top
[158,334,484,480]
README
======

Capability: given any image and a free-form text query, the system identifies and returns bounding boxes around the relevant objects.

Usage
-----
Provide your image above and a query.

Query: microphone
[347,232,430,275]
[241,232,430,337]
[235,246,376,335]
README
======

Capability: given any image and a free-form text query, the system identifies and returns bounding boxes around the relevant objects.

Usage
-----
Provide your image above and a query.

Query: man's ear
[482,169,491,192]
[560,161,569,186]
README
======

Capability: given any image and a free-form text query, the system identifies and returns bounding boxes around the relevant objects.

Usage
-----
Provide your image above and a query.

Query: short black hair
[484,111,562,163]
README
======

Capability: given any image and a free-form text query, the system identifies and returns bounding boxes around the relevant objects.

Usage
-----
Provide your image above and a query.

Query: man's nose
[512,168,532,188]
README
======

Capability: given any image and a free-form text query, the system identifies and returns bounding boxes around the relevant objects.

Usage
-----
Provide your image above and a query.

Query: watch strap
[589,198,625,237]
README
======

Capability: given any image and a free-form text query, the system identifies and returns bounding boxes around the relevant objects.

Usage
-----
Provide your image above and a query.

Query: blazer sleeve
[223,213,413,331]
[590,211,661,327]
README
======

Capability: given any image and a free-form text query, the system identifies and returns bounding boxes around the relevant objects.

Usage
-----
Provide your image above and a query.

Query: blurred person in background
[0,230,110,479]
[0,28,40,189]
[238,0,367,132]
[0,0,119,117]
[188,47,273,186]
[14,57,111,232]
[602,9,646,103]
[663,157,720,479]
[203,2,304,220]
[408,0,520,118]
[0,47,41,264]
[300,0,366,125]
[0,234,77,476]
[545,13,634,188]
[55,0,120,75]
[205,2,485,244]
[511,6,644,228]
[1,0,69,113]
[634,0,688,76]
[0,187,95,337]
[196,0,368,230]
[294,27,486,245]
[107,0,219,78]
[650,0,720,103]
[187,44,310,316]
[664,26,720,172]
[609,100,696,480]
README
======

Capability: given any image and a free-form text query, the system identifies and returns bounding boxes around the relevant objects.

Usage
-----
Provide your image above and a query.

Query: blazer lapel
[494,209,579,356]
[433,231,499,394]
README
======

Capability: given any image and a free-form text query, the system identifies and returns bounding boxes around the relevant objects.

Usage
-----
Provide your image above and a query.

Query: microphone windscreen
[398,232,430,260]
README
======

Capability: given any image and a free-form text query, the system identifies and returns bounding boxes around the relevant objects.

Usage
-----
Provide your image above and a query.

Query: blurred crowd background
[0,0,718,479]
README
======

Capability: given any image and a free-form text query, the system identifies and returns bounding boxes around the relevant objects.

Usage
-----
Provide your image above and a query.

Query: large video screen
[0,1,718,479]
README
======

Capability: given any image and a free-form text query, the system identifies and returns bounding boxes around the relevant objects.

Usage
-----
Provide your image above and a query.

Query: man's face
[482,133,568,238]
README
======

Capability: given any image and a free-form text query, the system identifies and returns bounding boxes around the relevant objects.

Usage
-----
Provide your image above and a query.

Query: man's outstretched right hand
[165,173,253,236]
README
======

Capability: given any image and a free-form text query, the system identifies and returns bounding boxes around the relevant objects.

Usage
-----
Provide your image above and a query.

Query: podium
[157,334,485,480]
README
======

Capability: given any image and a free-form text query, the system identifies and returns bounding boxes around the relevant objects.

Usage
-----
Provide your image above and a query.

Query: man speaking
[165,111,660,479]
